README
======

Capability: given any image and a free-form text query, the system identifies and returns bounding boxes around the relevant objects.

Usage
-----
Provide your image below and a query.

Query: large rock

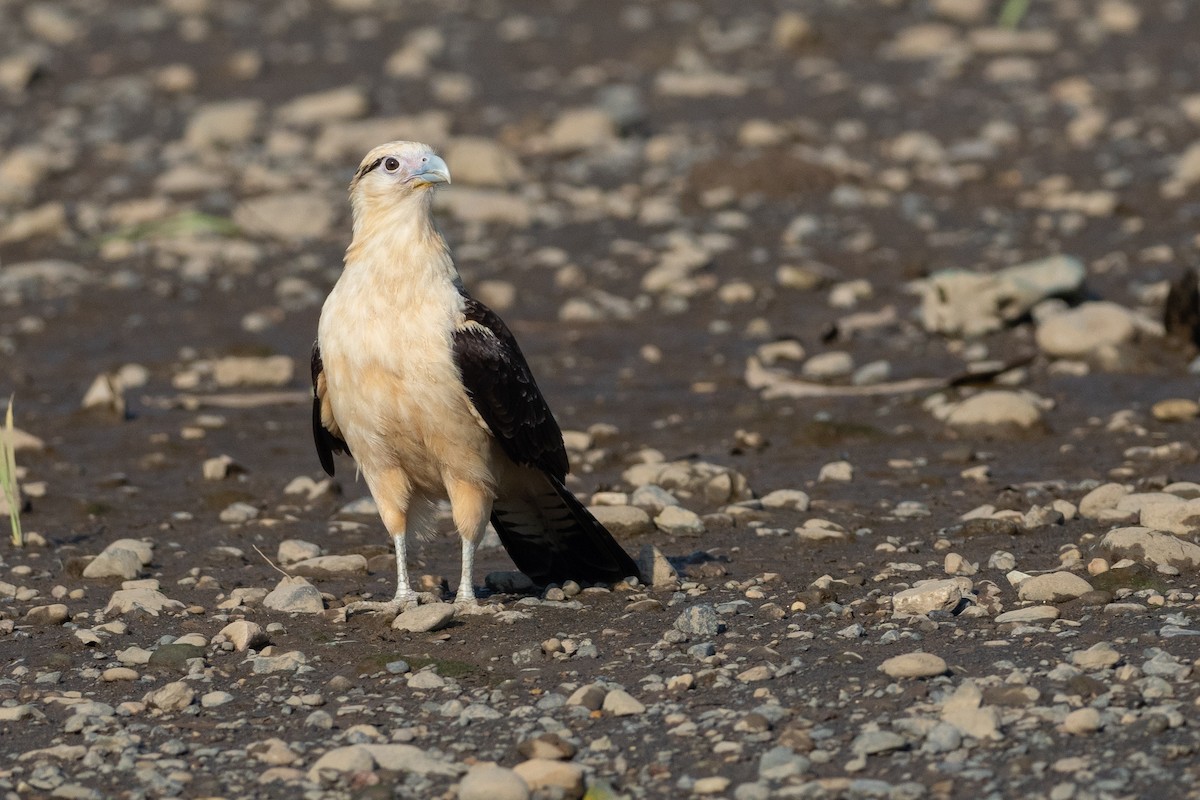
[512,759,585,800]
[105,588,185,616]
[233,192,335,242]
[264,576,324,614]
[1098,527,1200,572]
[392,603,456,633]
[1137,499,1200,535]
[892,579,966,615]
[459,764,529,800]
[589,505,654,537]
[82,539,153,580]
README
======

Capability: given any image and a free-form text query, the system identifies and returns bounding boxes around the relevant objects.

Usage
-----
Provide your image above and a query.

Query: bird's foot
[453,599,501,616]
[342,592,420,620]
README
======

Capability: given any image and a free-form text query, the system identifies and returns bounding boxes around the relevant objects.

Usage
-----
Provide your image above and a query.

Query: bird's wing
[453,295,570,479]
[311,340,350,476]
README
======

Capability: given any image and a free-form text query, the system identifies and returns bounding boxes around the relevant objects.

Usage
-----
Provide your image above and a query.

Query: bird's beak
[411,154,451,187]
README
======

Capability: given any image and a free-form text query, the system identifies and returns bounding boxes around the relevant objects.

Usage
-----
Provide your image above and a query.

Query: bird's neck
[345,194,458,289]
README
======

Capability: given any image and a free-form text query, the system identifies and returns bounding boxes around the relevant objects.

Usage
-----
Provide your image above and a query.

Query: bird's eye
[384,157,401,172]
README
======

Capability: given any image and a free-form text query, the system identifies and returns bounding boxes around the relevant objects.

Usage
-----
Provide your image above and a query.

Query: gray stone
[277,539,322,565]
[233,192,335,242]
[1061,707,1102,734]
[145,681,195,711]
[292,554,369,575]
[759,489,811,511]
[589,505,654,537]
[892,579,965,615]
[512,759,584,799]
[264,576,324,614]
[252,651,308,674]
[105,588,185,617]
[653,505,706,535]
[444,138,521,187]
[1137,500,1200,536]
[675,605,722,637]
[275,86,367,126]
[637,545,678,587]
[995,605,1059,624]
[1072,642,1121,670]
[1079,483,1129,518]
[82,546,143,580]
[851,730,908,756]
[1017,572,1093,602]
[758,745,809,781]
[184,99,262,148]
[392,603,456,633]
[218,620,269,652]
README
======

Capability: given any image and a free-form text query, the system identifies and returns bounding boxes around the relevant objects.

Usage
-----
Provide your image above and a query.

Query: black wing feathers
[310,341,350,476]
[453,296,570,479]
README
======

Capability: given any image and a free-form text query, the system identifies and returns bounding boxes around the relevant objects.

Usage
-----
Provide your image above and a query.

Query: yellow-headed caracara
[312,141,641,615]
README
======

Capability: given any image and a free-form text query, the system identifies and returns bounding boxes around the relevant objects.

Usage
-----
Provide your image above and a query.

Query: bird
[311,140,642,616]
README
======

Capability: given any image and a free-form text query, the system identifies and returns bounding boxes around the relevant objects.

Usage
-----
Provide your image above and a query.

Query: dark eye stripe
[355,156,385,180]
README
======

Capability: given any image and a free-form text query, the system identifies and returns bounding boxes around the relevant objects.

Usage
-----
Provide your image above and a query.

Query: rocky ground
[3,0,1200,798]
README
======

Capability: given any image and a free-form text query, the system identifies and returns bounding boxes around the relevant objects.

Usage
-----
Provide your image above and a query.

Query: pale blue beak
[412,154,451,186]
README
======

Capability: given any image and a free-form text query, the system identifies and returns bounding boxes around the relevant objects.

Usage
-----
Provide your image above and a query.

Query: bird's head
[349,141,451,212]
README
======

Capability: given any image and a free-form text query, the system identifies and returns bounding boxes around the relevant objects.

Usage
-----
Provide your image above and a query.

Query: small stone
[292,554,369,575]
[82,547,143,580]
[602,688,645,716]
[1079,483,1129,519]
[589,505,654,537]
[201,691,234,708]
[308,745,374,780]
[24,604,69,625]
[517,734,576,761]
[760,489,811,511]
[945,391,1043,429]
[277,539,322,564]
[275,86,368,126]
[675,605,722,637]
[263,576,324,614]
[252,651,308,674]
[145,681,195,711]
[408,670,446,690]
[393,603,456,632]
[219,620,269,651]
[102,667,139,682]
[1035,302,1137,358]
[994,606,1059,624]
[880,652,948,679]
[737,665,773,682]
[105,588,185,616]
[1099,526,1200,571]
[566,684,606,711]
[818,460,854,482]
[545,107,616,153]
[941,682,1002,740]
[202,454,242,480]
[654,505,706,535]
[1152,398,1200,422]
[234,193,335,242]
[219,501,259,524]
[892,579,964,615]
[1061,707,1103,735]
[512,759,585,800]
[694,776,732,795]
[851,730,908,756]
[184,99,262,148]
[1017,572,1093,603]
[637,545,678,587]
[459,764,530,800]
[248,738,300,767]
[1072,642,1121,670]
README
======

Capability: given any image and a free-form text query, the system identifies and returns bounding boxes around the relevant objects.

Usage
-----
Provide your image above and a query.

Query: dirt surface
[2,1,1200,798]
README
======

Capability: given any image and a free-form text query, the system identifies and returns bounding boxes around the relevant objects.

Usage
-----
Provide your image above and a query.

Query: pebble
[675,605,722,637]
[1071,642,1121,670]
[393,603,457,633]
[994,606,1060,624]
[459,764,530,800]
[145,681,195,711]
[892,579,964,615]
[880,652,948,678]
[945,391,1044,429]
[1035,302,1137,358]
[589,505,655,537]
[602,688,646,716]
[1061,707,1103,734]
[1016,572,1093,602]
[637,545,678,587]
[654,505,706,535]
[512,759,585,800]
[851,730,908,756]
[818,460,854,482]
[694,776,732,795]
[263,576,324,614]
[219,620,269,651]
[105,588,185,616]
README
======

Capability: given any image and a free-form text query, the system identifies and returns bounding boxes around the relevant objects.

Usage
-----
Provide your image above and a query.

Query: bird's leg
[343,497,419,619]
[455,536,477,605]
[447,478,499,614]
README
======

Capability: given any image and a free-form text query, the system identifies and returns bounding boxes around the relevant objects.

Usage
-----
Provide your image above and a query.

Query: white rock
[212,355,294,387]
[654,505,705,535]
[637,545,678,587]
[945,391,1043,429]
[263,576,324,614]
[82,546,143,580]
[308,745,374,781]
[1071,642,1121,670]
[512,759,585,799]
[603,688,645,716]
[760,489,811,511]
[458,764,530,800]
[202,454,241,480]
[184,99,262,148]
[818,460,854,482]
[1035,302,1138,358]
[275,86,367,126]
[218,620,268,652]
[1079,482,1129,518]
[219,502,259,524]
[941,681,1001,740]
[292,555,368,575]
[1098,526,1200,571]
[546,107,617,152]
[392,603,456,633]
[880,652,948,679]
[233,192,335,242]
[1016,572,1093,602]
[0,259,91,300]
[444,138,521,187]
[361,744,459,775]
[1061,707,1102,735]
[892,579,965,615]
[408,670,445,690]
[252,651,308,674]
[200,691,234,708]
[1138,499,1200,536]
[994,606,1059,624]
[145,681,195,711]
[278,539,322,564]
[105,588,184,617]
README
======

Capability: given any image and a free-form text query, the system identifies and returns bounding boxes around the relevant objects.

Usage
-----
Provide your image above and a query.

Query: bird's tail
[490,471,642,587]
